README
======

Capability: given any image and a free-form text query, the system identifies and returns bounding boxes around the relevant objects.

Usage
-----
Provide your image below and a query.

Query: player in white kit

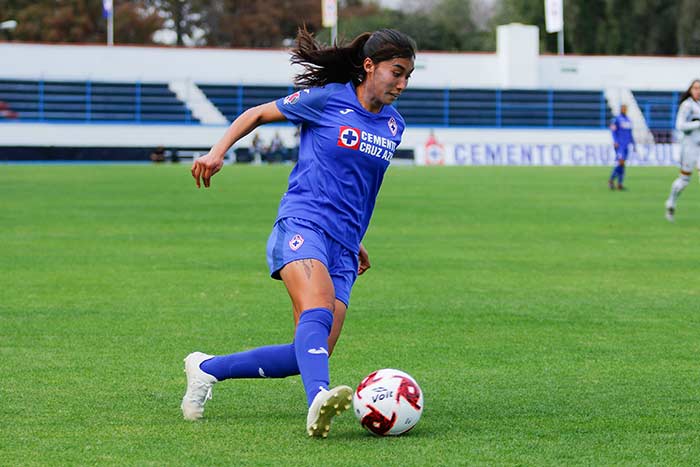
[665,80,700,222]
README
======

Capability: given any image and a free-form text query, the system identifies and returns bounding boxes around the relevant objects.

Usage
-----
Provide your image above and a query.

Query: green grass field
[2,164,700,466]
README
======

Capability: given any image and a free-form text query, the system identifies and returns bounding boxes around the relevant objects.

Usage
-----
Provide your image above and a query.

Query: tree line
[1,0,699,55]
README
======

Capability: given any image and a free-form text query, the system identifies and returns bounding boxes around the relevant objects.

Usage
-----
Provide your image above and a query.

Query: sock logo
[307,347,329,356]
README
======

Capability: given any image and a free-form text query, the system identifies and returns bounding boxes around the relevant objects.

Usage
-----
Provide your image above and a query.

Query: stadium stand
[396,88,611,128]
[551,90,611,128]
[633,91,679,130]
[374,88,612,128]
[197,84,294,121]
[448,89,499,126]
[0,100,18,119]
[632,90,679,142]
[1,76,612,129]
[0,79,195,123]
[197,84,612,129]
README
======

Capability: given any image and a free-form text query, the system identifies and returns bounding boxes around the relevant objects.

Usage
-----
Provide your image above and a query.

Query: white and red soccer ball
[352,368,424,436]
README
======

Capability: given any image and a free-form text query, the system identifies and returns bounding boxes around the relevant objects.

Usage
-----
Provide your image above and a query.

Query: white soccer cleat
[181,352,218,421]
[665,206,675,222]
[306,385,353,438]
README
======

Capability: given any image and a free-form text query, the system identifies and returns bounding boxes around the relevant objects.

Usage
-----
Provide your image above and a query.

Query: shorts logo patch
[289,234,304,251]
[338,126,361,150]
[388,116,398,136]
[283,91,301,105]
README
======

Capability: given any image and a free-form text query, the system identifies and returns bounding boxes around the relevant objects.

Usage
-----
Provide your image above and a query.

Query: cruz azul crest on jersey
[283,91,301,105]
[337,126,361,150]
[288,234,304,251]
[387,116,398,136]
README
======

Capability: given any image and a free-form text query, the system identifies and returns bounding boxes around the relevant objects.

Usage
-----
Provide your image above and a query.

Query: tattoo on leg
[301,259,313,279]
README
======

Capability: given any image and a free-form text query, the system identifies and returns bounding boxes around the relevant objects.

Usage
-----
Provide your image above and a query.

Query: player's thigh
[680,142,699,173]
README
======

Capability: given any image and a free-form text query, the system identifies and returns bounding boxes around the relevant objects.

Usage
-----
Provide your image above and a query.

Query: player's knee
[675,174,691,190]
[301,296,336,313]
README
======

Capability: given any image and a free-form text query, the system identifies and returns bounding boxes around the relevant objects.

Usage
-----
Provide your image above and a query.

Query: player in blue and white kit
[608,104,635,190]
[665,79,700,221]
[182,28,416,438]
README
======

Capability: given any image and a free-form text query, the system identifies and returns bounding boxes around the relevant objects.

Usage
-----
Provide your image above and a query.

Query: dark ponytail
[680,79,700,103]
[290,27,416,88]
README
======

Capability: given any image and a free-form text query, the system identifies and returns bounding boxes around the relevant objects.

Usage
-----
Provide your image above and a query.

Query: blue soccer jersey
[611,113,634,154]
[275,82,405,253]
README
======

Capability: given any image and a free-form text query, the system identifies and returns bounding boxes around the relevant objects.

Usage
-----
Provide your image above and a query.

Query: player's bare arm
[191,102,287,188]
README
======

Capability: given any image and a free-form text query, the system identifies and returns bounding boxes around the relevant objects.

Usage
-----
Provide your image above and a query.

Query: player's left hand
[358,243,371,275]
[191,152,224,188]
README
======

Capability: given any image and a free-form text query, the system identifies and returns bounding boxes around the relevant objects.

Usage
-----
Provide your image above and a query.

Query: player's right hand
[358,243,371,275]
[191,152,224,188]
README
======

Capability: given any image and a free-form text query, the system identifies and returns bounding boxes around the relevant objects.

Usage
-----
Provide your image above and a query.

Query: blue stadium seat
[0,79,196,123]
[396,88,608,128]
[198,84,293,121]
[633,90,678,131]
[553,90,610,128]
[0,77,612,129]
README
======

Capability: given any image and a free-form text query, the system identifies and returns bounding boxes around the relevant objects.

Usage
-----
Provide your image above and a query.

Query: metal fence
[0,79,193,123]
[1,78,616,128]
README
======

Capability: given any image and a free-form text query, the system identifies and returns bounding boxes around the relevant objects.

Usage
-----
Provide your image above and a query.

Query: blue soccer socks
[294,307,334,406]
[609,165,626,189]
[609,165,619,183]
[617,165,626,186]
[199,343,299,381]
[195,307,333,407]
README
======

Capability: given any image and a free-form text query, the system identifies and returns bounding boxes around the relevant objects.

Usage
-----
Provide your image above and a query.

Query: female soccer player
[665,79,700,222]
[182,28,416,438]
[608,104,635,190]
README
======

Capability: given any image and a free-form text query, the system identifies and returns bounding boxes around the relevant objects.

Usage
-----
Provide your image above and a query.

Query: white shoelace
[188,379,213,402]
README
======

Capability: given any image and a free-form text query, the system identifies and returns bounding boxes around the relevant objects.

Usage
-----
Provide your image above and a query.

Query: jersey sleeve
[275,87,332,125]
[676,99,700,133]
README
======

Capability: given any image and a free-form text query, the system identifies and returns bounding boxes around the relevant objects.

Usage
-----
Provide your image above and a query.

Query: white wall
[410,52,499,88]
[539,54,700,91]
[0,121,608,151]
[1,43,298,85]
[408,127,678,166]
[497,23,539,88]
[3,40,700,90]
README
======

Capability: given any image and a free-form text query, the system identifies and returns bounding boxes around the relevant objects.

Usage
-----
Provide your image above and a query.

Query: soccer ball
[352,368,424,436]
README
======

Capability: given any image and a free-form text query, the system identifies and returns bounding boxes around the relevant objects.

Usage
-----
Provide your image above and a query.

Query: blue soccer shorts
[615,146,630,162]
[266,217,359,307]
